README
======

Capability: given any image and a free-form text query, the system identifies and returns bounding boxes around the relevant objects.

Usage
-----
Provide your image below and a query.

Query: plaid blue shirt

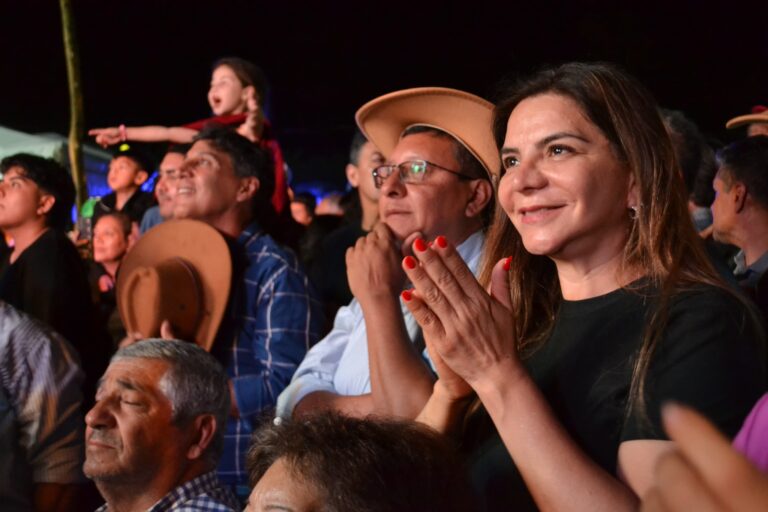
[212,221,323,486]
[96,470,238,511]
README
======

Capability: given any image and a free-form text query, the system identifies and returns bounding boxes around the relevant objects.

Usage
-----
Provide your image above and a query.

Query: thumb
[489,256,513,310]
[160,320,176,340]
[400,230,424,258]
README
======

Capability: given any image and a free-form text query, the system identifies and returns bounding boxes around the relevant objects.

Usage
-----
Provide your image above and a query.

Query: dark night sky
[1,0,767,190]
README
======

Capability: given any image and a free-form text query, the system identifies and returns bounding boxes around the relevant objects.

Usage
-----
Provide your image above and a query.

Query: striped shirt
[0,301,85,511]
[212,221,323,486]
[96,470,239,511]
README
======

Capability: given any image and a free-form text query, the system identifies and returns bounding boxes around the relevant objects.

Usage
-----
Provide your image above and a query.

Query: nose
[85,398,116,430]
[177,161,194,178]
[508,157,547,193]
[379,170,405,198]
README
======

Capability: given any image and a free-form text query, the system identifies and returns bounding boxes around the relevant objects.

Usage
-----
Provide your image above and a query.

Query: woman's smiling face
[498,93,635,263]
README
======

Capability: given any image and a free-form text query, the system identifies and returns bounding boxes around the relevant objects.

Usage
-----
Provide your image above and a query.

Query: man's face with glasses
[377,131,483,243]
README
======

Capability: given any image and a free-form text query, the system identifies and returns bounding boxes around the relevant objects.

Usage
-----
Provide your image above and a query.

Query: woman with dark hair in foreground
[402,62,766,510]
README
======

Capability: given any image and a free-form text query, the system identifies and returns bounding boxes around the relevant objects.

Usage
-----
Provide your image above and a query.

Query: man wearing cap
[726,105,768,138]
[93,147,156,228]
[276,88,497,420]
[172,126,323,495]
[84,339,239,511]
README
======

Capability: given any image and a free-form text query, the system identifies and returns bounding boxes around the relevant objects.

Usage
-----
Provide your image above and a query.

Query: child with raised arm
[90,57,288,214]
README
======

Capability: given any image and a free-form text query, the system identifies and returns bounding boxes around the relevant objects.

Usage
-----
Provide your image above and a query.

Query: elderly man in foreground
[84,339,239,511]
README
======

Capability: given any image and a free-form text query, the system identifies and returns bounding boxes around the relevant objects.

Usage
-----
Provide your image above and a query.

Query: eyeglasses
[371,159,476,189]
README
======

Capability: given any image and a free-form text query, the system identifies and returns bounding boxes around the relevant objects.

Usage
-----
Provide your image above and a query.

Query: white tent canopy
[0,124,112,163]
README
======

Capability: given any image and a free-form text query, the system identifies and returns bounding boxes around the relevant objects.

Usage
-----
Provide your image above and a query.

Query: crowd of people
[1,57,767,511]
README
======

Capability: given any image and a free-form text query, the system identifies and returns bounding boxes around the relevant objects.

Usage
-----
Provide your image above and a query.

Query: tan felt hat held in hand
[355,87,501,179]
[117,219,232,351]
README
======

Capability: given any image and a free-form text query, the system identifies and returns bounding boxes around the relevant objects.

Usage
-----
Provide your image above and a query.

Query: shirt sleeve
[2,316,85,483]
[275,300,359,418]
[230,258,323,419]
[621,289,767,442]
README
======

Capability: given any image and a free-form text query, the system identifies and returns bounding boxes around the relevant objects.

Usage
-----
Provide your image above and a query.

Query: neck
[359,194,379,231]
[115,189,138,210]
[97,463,209,512]
[102,260,120,278]
[553,239,638,301]
[729,210,768,267]
[7,223,49,263]
[207,208,251,239]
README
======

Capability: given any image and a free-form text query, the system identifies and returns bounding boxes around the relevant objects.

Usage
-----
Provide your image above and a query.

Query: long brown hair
[481,62,733,418]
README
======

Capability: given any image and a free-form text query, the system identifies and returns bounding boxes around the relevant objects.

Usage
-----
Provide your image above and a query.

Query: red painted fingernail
[503,256,513,271]
[435,235,447,248]
[401,289,412,301]
[403,256,417,269]
[414,238,427,252]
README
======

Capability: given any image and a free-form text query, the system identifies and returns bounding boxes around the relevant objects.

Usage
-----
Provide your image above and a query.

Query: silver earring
[628,205,639,220]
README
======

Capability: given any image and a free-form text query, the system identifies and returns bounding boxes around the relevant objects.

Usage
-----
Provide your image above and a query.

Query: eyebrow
[264,506,294,511]
[501,131,590,155]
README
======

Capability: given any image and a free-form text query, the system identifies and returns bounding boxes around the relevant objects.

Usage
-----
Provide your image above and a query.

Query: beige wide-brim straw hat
[355,87,501,179]
[726,110,768,129]
[117,219,232,351]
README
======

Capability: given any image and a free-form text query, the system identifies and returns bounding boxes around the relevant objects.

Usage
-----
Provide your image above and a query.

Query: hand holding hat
[116,219,232,351]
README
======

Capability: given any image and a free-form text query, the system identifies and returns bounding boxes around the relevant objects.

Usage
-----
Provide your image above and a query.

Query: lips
[517,204,565,223]
[87,433,119,450]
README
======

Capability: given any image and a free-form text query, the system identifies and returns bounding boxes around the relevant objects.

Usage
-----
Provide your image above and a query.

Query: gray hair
[112,339,230,465]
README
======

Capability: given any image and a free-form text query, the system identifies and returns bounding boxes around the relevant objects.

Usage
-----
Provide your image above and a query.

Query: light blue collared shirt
[276,230,486,418]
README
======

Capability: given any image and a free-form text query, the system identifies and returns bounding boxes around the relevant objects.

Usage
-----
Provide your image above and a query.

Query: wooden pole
[59,0,87,210]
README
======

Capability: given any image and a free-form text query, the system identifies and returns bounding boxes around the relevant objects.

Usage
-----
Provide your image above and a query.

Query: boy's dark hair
[111,146,154,173]
[212,57,268,105]
[717,135,768,209]
[0,153,75,231]
[349,128,369,166]
[247,413,474,512]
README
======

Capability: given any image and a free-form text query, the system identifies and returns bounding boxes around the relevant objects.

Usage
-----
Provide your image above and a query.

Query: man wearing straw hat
[277,87,498,421]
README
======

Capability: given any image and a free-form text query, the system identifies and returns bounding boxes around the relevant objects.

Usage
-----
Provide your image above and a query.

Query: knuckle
[423,286,444,305]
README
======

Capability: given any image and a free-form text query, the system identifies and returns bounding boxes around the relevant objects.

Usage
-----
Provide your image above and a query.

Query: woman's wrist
[471,357,529,413]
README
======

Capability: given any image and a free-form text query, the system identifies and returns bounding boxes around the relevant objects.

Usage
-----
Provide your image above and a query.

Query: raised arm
[89,125,198,147]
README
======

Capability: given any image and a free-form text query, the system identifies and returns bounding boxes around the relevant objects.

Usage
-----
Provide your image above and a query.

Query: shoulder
[665,284,758,339]
[242,230,302,274]
[0,301,76,366]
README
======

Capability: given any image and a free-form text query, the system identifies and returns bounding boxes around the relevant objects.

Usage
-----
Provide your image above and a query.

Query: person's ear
[242,85,258,105]
[133,170,148,186]
[236,176,260,202]
[625,172,640,211]
[464,179,493,218]
[186,414,217,461]
[346,163,360,188]
[37,194,55,217]
[733,182,747,213]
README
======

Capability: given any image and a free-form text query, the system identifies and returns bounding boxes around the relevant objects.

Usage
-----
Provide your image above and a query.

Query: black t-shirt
[0,229,112,406]
[467,283,767,511]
